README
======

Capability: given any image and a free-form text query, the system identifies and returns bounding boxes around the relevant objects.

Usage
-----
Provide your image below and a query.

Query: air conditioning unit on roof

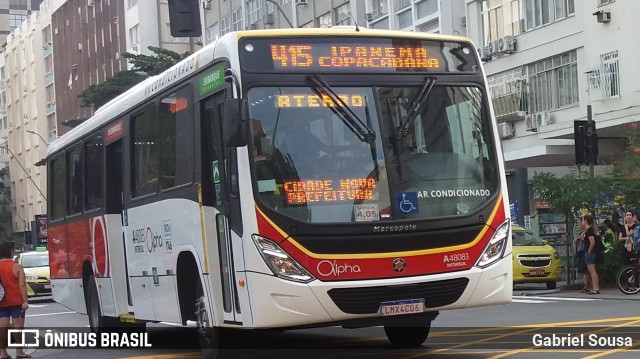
[488,40,498,55]
[480,46,492,62]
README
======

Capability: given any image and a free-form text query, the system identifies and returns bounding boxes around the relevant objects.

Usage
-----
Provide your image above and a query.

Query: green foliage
[78,71,147,109]
[123,46,191,76]
[607,127,640,208]
[77,46,191,112]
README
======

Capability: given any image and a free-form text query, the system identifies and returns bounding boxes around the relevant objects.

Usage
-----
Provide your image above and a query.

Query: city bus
[46,27,512,356]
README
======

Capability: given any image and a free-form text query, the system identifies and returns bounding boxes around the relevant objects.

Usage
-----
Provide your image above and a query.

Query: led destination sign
[276,94,364,108]
[271,45,439,70]
[284,178,377,205]
[242,37,478,73]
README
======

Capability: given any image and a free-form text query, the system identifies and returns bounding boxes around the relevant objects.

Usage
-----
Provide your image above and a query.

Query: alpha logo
[392,258,406,272]
[316,260,361,277]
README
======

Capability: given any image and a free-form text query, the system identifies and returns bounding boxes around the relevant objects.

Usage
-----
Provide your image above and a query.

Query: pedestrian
[618,210,637,265]
[574,225,590,292]
[582,215,601,295]
[0,241,31,359]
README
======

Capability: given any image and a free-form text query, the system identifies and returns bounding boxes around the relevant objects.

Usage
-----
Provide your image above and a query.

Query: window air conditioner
[480,46,492,62]
[498,122,515,139]
[488,40,498,56]
[498,35,516,54]
[295,0,308,6]
[364,12,374,21]
[525,114,537,132]
[536,111,553,127]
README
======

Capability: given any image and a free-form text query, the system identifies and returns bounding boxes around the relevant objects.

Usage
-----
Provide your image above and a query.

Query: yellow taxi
[15,250,51,297]
[512,226,562,289]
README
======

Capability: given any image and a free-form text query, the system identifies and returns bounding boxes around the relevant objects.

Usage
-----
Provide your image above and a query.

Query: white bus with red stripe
[47,28,512,357]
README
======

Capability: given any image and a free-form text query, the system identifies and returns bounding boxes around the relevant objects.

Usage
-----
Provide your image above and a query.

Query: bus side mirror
[223,99,248,147]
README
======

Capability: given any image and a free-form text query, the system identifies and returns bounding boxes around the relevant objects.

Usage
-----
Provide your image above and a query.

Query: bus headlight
[252,235,315,283]
[475,220,510,268]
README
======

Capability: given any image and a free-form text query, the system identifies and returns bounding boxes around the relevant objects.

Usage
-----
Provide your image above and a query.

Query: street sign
[524,215,531,229]
[212,161,220,183]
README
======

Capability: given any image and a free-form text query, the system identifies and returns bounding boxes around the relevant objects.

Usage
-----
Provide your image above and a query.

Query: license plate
[529,270,546,276]
[380,299,424,316]
[44,284,51,289]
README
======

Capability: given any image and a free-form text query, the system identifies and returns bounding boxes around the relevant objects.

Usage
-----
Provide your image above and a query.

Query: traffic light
[574,120,598,165]
[168,0,202,37]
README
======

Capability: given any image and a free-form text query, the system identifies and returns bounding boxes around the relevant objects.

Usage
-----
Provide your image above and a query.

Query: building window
[587,51,620,101]
[524,0,574,31]
[10,0,27,10]
[598,0,614,5]
[416,0,438,20]
[335,3,351,25]
[205,22,219,45]
[220,16,231,35]
[317,12,332,28]
[129,24,139,47]
[9,15,28,30]
[231,9,243,32]
[371,0,388,16]
[527,51,578,113]
[247,0,263,24]
[370,16,390,29]
[397,8,412,29]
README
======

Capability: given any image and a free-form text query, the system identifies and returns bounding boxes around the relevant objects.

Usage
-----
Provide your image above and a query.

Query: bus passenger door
[105,138,134,312]
[203,94,243,324]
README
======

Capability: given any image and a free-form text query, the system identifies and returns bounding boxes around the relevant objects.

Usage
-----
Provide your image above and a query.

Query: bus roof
[47,28,474,156]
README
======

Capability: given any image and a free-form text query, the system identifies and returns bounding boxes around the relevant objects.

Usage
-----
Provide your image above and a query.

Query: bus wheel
[384,324,431,347]
[195,281,225,358]
[85,274,120,333]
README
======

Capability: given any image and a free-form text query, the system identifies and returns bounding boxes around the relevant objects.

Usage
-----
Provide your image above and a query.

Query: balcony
[46,101,56,114]
[44,73,54,86]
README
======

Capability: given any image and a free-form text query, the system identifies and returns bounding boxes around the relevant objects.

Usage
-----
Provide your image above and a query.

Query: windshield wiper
[309,75,376,143]
[396,77,437,139]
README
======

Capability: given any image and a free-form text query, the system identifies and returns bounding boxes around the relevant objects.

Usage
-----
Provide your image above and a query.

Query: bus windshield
[248,84,498,223]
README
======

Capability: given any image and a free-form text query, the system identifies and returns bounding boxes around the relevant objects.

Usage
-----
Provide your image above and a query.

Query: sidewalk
[557,283,640,300]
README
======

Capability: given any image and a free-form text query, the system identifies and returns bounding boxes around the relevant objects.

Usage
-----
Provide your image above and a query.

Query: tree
[530,167,605,284]
[123,46,191,76]
[71,47,192,127]
[78,71,147,109]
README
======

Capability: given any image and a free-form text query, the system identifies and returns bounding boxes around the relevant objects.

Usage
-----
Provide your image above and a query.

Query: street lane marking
[514,295,600,301]
[115,353,201,359]
[27,304,48,308]
[26,311,75,317]
[512,295,601,303]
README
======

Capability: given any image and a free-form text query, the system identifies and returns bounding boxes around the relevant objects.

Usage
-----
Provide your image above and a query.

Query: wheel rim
[195,295,212,342]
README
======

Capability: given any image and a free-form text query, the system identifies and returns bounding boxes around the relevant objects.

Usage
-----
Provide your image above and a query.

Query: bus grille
[327,278,469,315]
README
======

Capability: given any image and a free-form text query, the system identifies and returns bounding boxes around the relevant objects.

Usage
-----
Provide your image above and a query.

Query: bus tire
[86,274,144,333]
[384,324,431,347]
[195,280,236,358]
[546,281,557,290]
[86,274,117,333]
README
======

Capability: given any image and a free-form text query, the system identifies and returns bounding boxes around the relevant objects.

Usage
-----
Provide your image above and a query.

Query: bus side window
[50,154,66,220]
[84,134,104,211]
[131,106,159,197]
[66,145,83,215]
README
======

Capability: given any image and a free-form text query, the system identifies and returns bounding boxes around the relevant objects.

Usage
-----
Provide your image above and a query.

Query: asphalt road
[11,284,640,359]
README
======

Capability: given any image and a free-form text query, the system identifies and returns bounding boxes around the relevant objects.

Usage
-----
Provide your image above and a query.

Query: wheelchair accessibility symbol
[396,192,419,214]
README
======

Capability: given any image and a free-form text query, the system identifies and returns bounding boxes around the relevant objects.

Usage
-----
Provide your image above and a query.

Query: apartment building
[124,0,198,61]
[465,0,640,222]
[52,0,127,136]
[202,0,367,44]
[4,9,50,243]
[0,0,45,48]
[365,0,466,36]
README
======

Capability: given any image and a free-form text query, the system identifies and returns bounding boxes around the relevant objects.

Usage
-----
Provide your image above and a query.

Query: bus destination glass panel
[240,37,479,74]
